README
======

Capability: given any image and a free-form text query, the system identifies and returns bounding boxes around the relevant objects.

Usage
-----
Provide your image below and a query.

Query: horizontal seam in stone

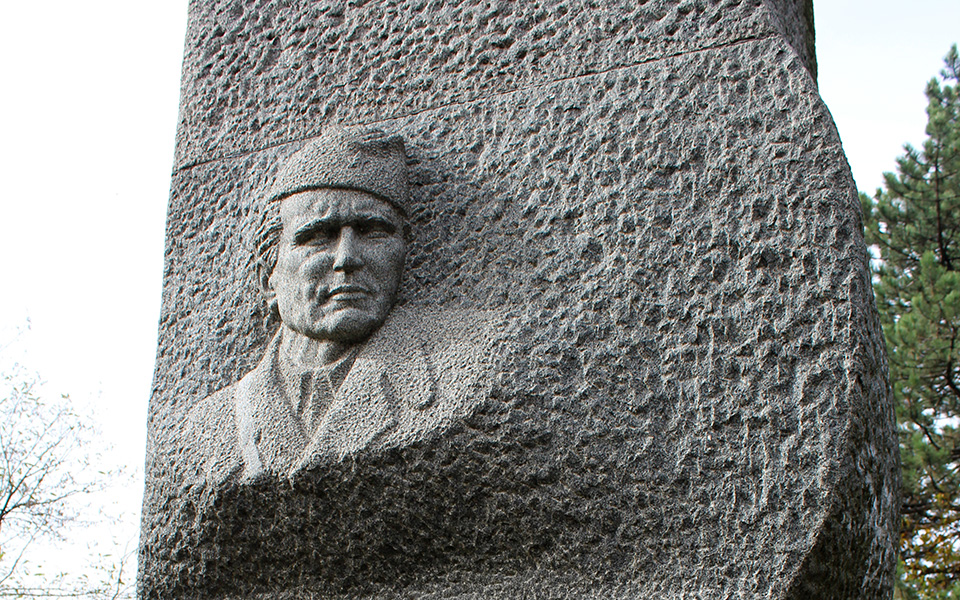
[174,32,777,174]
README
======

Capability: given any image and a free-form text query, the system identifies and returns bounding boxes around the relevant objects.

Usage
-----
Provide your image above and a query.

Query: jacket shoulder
[183,383,242,485]
[385,306,500,350]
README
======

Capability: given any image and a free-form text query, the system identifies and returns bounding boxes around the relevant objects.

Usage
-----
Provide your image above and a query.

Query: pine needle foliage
[862,44,960,598]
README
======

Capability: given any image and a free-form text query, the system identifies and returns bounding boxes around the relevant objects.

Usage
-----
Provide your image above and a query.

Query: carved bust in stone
[186,128,498,484]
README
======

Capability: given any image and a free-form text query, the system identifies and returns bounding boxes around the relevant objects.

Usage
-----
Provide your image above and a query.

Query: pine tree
[862,44,960,598]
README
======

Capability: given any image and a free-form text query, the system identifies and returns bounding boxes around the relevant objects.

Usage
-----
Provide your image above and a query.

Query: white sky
[816,0,960,195]
[0,0,956,589]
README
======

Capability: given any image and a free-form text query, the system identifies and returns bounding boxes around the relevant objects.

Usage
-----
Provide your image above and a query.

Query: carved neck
[278,326,355,368]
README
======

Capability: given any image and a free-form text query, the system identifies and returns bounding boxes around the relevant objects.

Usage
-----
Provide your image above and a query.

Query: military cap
[267,127,410,213]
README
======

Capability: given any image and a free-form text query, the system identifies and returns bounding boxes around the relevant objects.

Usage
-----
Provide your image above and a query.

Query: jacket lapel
[297,356,397,466]
[296,308,434,467]
[238,309,443,476]
[235,334,309,479]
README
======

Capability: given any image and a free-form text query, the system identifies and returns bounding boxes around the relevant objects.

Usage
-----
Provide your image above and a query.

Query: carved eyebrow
[291,214,398,244]
[292,218,340,244]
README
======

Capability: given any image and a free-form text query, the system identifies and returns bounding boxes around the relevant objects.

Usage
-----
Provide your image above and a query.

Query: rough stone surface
[140,1,898,598]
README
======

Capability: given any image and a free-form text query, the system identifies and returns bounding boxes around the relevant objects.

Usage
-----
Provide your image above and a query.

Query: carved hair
[252,203,283,328]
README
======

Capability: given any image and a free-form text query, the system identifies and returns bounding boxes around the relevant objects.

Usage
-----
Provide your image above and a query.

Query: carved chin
[304,308,388,344]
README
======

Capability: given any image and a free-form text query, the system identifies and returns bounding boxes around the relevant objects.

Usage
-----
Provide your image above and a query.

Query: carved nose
[332,227,363,271]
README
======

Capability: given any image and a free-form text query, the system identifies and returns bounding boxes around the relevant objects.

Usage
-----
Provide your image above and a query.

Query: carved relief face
[267,188,407,344]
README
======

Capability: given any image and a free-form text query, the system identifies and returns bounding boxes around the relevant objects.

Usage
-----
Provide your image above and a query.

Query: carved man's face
[267,188,407,344]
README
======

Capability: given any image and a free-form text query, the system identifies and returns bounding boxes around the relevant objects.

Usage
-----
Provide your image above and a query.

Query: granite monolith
[140,2,898,598]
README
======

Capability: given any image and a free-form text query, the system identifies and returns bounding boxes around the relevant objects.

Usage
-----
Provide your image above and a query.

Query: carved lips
[324,284,371,301]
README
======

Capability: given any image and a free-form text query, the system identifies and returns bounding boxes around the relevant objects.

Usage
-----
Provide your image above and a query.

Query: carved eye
[355,218,396,238]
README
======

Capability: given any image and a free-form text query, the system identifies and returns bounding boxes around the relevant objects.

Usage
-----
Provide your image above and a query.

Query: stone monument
[140,1,899,598]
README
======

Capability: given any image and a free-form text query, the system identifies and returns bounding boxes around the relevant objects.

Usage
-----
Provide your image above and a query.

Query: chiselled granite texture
[763,0,815,80]
[173,0,818,169]
[141,1,897,598]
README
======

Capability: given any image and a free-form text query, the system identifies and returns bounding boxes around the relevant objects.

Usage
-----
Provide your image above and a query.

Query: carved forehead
[278,188,403,228]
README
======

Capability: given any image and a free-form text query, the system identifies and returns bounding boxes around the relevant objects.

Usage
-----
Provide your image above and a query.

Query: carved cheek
[271,250,298,296]
[383,242,406,284]
[297,249,335,281]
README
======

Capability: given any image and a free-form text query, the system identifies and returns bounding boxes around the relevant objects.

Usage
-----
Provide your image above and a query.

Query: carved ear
[257,261,278,318]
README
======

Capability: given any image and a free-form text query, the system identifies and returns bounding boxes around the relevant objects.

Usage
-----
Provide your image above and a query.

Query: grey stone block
[140,1,897,598]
